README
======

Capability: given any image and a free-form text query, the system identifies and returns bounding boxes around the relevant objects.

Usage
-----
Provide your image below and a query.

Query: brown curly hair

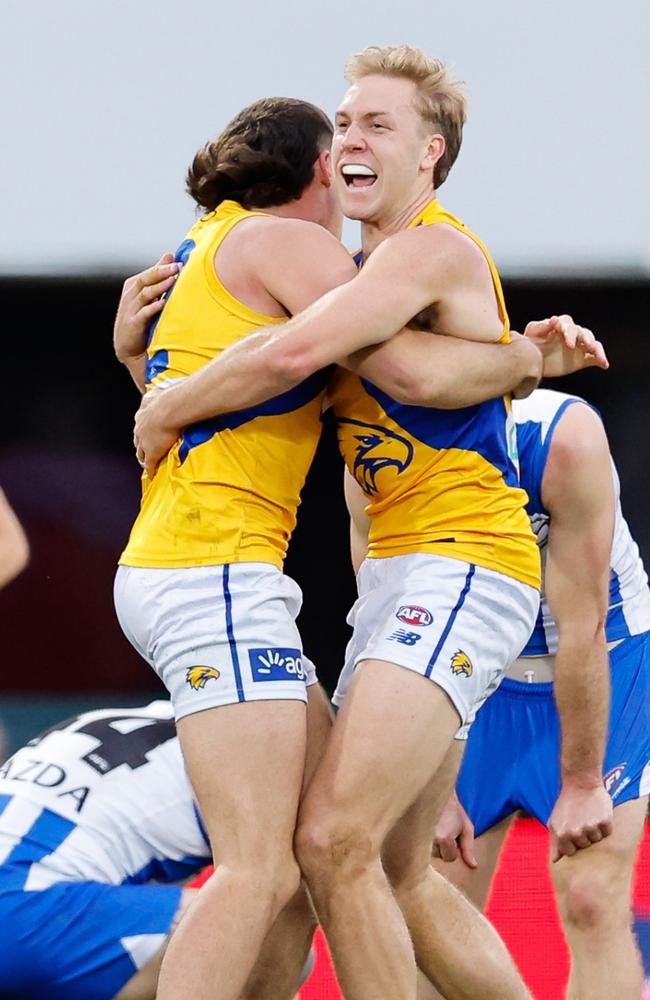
[187,98,333,212]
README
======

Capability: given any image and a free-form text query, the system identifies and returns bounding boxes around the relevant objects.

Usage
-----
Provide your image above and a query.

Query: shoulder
[371,220,490,283]
[542,401,611,513]
[228,215,356,280]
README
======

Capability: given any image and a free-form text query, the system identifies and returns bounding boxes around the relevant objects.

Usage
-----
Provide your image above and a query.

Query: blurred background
[0,3,648,994]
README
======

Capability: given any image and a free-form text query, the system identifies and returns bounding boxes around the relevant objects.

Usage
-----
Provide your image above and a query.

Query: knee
[295,814,379,887]
[557,867,626,933]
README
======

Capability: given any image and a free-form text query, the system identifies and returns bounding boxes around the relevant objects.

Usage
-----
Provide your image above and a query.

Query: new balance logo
[386,630,422,646]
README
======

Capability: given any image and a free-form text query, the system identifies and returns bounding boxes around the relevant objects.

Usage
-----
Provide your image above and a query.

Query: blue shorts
[457,632,650,836]
[0,874,182,999]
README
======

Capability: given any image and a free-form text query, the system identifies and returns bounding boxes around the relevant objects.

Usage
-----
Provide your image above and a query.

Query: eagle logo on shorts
[186,666,221,690]
[450,650,473,678]
[338,418,413,495]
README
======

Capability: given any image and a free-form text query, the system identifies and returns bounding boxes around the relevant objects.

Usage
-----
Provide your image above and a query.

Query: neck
[361,188,436,255]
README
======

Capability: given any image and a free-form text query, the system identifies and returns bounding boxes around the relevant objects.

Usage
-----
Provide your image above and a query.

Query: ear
[314,149,333,187]
[421,133,445,175]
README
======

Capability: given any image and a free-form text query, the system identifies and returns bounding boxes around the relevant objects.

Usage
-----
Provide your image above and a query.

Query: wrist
[560,767,604,790]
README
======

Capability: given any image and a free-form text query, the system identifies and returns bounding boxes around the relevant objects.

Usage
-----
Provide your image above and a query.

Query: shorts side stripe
[222,565,245,703]
[425,564,476,678]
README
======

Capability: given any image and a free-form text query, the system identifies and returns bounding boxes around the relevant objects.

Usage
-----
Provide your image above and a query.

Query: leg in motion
[551,796,648,1000]
[156,701,306,1000]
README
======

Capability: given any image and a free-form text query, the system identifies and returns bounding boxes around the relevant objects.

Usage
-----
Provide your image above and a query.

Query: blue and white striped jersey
[0,702,210,891]
[514,389,650,656]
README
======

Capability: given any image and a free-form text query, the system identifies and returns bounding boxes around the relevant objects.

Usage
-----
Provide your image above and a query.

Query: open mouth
[340,164,378,189]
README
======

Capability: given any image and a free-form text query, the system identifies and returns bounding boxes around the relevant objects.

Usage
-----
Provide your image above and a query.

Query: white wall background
[1,0,648,276]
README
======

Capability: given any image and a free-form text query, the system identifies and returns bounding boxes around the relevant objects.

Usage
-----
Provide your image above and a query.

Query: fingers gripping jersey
[514,389,650,655]
[120,200,329,570]
[329,199,540,589]
[0,702,210,889]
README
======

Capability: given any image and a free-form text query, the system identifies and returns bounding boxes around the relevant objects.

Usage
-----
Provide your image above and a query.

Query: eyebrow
[335,110,394,122]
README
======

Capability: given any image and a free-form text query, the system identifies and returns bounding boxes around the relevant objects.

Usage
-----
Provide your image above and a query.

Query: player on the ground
[126,46,609,1000]
[0,701,208,1000]
[0,487,29,589]
[113,95,549,1000]
[428,388,649,1000]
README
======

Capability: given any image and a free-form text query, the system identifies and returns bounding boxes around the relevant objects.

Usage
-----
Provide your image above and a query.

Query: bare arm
[542,402,615,861]
[346,329,542,408]
[0,489,29,589]
[137,226,469,431]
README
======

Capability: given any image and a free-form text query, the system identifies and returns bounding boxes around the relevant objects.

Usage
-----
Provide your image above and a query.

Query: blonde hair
[345,44,466,188]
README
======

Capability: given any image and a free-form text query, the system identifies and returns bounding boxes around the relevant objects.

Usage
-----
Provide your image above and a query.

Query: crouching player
[0,701,209,999]
[432,388,650,1000]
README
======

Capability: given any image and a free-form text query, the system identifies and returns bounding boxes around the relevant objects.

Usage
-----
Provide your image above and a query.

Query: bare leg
[114,889,196,1000]
[551,796,648,1000]
[240,684,333,1000]
[156,701,306,1000]
[296,660,463,1000]
[383,764,526,1000]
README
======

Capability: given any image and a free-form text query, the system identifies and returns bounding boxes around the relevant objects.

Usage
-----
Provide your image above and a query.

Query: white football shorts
[332,553,539,737]
[114,563,317,720]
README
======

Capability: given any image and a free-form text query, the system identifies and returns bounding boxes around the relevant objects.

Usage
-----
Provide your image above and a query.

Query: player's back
[0,702,210,889]
[514,388,650,655]
[329,199,540,590]
[121,200,329,571]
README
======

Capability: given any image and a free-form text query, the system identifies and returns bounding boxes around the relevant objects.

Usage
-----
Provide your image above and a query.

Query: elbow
[381,369,439,407]
[266,346,317,387]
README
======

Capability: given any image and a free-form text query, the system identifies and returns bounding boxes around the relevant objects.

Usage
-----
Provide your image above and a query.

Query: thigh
[383,739,466,884]
[0,880,186,1000]
[431,816,514,911]
[115,563,310,720]
[177,699,307,863]
[300,659,461,844]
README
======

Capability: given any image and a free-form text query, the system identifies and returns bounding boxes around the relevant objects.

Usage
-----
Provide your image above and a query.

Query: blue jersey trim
[223,565,245,703]
[178,367,331,463]
[357,381,519,488]
[146,238,196,348]
[0,793,12,817]
[1,807,76,890]
[425,565,475,677]
[145,348,170,386]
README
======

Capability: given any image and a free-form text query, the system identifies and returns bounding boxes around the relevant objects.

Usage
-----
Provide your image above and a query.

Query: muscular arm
[542,402,615,858]
[347,330,541,408]
[144,225,493,429]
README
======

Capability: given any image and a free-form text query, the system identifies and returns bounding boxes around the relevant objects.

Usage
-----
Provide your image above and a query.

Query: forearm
[151,324,309,427]
[122,354,147,393]
[345,330,541,408]
[553,630,610,784]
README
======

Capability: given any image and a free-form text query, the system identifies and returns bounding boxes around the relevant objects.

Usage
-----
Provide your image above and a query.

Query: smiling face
[332,74,444,227]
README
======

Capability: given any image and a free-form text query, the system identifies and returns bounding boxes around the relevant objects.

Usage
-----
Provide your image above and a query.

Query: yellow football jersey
[120,200,328,570]
[329,198,541,590]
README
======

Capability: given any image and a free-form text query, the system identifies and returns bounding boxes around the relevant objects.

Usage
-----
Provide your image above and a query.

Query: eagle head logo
[186,666,221,690]
[450,650,473,678]
[337,418,413,495]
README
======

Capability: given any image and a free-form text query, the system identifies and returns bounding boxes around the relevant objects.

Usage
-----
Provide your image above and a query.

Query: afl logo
[603,763,626,794]
[396,605,433,627]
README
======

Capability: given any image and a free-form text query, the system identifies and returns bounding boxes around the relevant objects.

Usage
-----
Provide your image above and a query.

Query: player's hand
[524,315,609,377]
[548,782,614,863]
[113,254,180,366]
[432,792,477,869]
[134,388,181,477]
